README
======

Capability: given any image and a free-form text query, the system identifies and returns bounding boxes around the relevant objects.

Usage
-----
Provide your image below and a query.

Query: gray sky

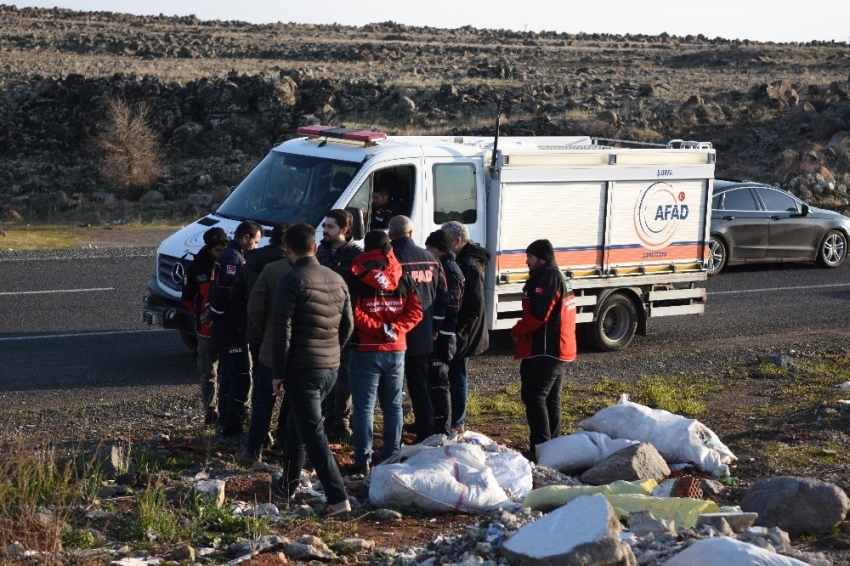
[10,0,850,43]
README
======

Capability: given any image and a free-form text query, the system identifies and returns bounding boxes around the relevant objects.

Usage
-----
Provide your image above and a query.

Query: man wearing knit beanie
[511,238,576,462]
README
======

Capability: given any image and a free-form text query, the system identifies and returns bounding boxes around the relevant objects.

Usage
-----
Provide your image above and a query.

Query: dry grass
[94,98,163,200]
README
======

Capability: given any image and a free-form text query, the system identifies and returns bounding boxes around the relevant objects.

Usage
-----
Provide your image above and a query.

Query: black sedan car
[707,179,850,275]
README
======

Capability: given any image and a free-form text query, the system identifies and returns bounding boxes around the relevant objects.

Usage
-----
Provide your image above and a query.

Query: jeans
[322,344,353,435]
[196,335,219,425]
[245,361,288,455]
[448,356,469,429]
[520,356,568,452]
[349,349,405,466]
[279,367,347,505]
[404,352,433,434]
[217,344,251,437]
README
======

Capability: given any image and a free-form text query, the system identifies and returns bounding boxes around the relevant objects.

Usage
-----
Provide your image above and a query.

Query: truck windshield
[215,151,362,227]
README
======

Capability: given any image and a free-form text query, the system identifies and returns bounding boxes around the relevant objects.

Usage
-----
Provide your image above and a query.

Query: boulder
[740,476,850,536]
[579,443,670,486]
[192,479,225,508]
[664,536,809,566]
[500,494,636,565]
[95,444,129,479]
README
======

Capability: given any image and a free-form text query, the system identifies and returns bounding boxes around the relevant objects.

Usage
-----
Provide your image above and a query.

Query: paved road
[1,249,849,404]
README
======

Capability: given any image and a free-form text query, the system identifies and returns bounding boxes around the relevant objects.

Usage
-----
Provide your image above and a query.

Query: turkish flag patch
[226,265,237,275]
[535,287,545,294]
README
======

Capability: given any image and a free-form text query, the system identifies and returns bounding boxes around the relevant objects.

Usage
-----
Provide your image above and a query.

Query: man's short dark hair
[284,223,316,255]
[374,184,391,196]
[325,209,353,241]
[363,229,390,252]
[269,223,289,246]
[235,220,262,241]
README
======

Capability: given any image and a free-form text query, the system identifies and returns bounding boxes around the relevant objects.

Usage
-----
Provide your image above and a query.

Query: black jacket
[455,242,491,358]
[391,237,448,356]
[438,251,464,335]
[316,239,363,290]
[231,244,286,345]
[207,240,249,346]
[180,245,216,336]
[272,255,353,377]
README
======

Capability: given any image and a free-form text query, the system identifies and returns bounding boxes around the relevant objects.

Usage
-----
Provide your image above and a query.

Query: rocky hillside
[1,4,849,222]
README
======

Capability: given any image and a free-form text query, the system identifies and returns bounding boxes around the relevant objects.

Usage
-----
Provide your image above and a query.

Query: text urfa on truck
[142,126,716,352]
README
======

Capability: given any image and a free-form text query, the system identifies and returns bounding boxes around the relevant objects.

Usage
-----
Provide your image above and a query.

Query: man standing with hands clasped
[511,239,576,462]
[270,223,353,518]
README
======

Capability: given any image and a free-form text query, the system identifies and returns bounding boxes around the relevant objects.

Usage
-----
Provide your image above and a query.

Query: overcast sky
[10,0,850,44]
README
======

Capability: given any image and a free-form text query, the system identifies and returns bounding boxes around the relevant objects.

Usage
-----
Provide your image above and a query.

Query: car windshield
[215,151,362,227]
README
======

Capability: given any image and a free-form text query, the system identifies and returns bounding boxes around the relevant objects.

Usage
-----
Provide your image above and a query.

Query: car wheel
[706,236,727,276]
[583,293,638,352]
[816,230,848,268]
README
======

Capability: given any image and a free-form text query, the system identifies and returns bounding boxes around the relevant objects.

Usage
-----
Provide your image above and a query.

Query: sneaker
[235,449,261,466]
[216,433,246,446]
[270,471,294,502]
[348,461,370,476]
[319,499,351,518]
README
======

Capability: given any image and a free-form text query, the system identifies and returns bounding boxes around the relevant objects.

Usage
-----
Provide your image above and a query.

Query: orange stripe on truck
[497,244,705,271]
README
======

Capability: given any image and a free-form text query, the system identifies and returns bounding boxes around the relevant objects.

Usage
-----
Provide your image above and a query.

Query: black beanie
[425,229,454,254]
[364,229,391,253]
[203,227,228,247]
[526,239,555,262]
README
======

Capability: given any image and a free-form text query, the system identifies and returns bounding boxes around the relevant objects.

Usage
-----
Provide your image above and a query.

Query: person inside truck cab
[371,183,401,230]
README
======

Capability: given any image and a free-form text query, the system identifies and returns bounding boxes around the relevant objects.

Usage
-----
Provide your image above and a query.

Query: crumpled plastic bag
[578,394,736,477]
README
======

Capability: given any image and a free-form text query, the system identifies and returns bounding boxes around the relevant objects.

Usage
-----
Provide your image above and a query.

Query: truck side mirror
[346,206,366,241]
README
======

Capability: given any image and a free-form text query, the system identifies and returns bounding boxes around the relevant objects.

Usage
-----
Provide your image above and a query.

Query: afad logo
[633,182,689,249]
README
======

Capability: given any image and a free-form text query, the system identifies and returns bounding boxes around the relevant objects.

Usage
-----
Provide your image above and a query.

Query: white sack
[578,394,736,477]
[485,450,534,499]
[535,431,640,474]
[664,536,809,566]
[369,444,513,513]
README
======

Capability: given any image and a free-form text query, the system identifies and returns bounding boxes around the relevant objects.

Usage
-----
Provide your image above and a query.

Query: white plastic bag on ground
[578,394,736,477]
[535,430,640,474]
[369,444,513,513]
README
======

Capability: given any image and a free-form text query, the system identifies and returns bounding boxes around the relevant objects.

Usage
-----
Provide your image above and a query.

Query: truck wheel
[816,229,847,268]
[180,330,198,352]
[585,293,638,352]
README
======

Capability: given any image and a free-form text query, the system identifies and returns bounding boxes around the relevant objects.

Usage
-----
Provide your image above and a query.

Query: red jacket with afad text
[350,246,423,352]
[511,261,577,362]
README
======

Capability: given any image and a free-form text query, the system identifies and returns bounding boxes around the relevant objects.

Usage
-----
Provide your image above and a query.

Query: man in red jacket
[181,227,228,426]
[349,230,423,474]
[511,239,577,460]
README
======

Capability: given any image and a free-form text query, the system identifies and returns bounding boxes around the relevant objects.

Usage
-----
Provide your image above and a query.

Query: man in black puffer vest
[388,215,448,441]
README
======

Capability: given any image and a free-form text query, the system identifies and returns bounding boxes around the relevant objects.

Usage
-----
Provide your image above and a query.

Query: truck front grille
[157,253,190,296]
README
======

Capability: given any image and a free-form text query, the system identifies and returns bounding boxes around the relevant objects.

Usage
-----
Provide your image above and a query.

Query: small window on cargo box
[433,163,476,224]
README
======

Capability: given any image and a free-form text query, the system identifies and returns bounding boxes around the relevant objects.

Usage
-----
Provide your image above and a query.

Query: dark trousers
[427,357,451,436]
[245,361,289,455]
[520,356,568,452]
[405,353,433,435]
[217,344,251,437]
[322,344,352,435]
[448,356,469,429]
[280,367,347,506]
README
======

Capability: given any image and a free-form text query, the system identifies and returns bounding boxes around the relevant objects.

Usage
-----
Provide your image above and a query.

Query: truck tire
[180,329,198,352]
[584,293,638,352]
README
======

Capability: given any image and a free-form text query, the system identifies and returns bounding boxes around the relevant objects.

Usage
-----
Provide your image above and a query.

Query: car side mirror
[346,206,366,241]
[801,203,810,216]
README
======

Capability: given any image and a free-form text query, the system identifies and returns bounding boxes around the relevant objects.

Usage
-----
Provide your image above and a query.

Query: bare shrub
[95,98,163,200]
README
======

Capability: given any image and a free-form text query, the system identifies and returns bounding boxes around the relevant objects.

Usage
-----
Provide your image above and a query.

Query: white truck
[142,126,715,351]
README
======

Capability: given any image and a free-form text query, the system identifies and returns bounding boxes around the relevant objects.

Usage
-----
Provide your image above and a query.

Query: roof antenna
[490,89,506,177]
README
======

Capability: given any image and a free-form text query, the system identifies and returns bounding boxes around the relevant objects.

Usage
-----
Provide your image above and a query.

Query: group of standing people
[181,208,575,517]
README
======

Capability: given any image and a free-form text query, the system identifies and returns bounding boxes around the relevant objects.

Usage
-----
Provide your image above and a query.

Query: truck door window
[433,163,477,224]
